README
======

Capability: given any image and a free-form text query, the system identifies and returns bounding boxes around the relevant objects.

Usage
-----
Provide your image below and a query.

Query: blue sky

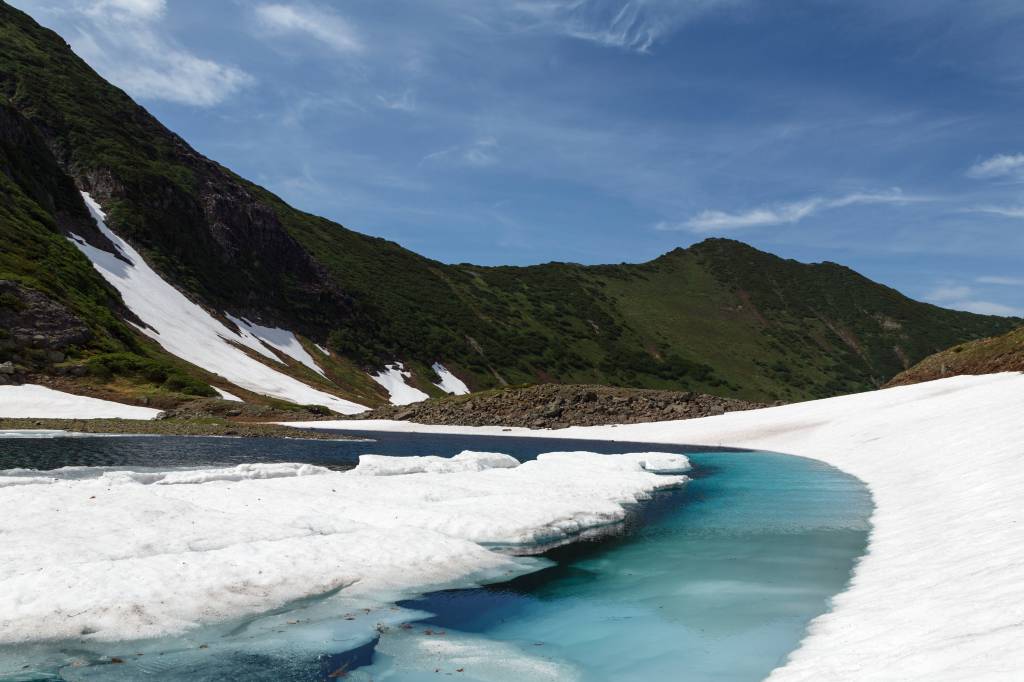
[13,0,1024,316]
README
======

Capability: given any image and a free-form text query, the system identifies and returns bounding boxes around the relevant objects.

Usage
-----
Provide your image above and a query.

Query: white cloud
[54,0,252,106]
[925,283,1022,317]
[671,189,925,233]
[966,153,1024,180]
[977,275,1024,286]
[950,300,1022,316]
[254,4,363,53]
[926,284,973,302]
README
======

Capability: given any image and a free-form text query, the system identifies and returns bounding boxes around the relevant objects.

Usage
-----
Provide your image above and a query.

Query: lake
[0,431,871,681]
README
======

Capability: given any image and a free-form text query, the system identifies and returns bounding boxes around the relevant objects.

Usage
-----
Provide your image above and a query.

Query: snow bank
[537,450,692,474]
[0,384,162,420]
[69,194,365,415]
[0,451,686,644]
[352,451,519,476]
[292,373,1024,681]
[432,362,470,395]
[371,362,429,405]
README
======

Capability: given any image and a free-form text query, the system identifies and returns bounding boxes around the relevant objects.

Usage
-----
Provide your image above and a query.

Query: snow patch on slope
[432,362,470,395]
[69,193,365,414]
[0,451,687,643]
[212,386,243,402]
[0,385,162,420]
[371,362,430,405]
[225,314,325,377]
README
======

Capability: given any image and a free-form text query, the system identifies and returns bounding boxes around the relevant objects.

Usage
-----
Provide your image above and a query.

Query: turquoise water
[354,451,871,681]
[0,434,871,681]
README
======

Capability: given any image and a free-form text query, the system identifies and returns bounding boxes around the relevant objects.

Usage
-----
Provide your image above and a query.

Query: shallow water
[0,432,871,681]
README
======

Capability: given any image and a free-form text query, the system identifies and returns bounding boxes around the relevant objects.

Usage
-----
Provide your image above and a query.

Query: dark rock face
[356,383,768,429]
[0,102,114,250]
[0,280,91,350]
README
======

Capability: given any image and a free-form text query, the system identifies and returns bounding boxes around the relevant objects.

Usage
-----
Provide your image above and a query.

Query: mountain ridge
[0,1,1018,410]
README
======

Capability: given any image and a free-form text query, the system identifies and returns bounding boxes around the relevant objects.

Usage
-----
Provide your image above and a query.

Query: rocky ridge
[355,384,768,429]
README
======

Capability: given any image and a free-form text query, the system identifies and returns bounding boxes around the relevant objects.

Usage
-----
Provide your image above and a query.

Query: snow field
[69,193,365,414]
[0,451,689,644]
[0,384,162,420]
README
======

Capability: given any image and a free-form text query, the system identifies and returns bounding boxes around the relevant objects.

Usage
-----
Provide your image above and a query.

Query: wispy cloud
[666,189,927,233]
[966,153,1024,180]
[422,137,500,168]
[254,4,363,53]
[85,0,164,21]
[376,89,417,112]
[58,0,252,106]
[498,0,743,53]
[967,205,1024,218]
[925,283,1022,316]
[978,275,1024,286]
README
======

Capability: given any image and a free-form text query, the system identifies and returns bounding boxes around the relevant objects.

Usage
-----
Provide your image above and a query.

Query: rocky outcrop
[0,280,91,349]
[0,280,92,384]
[355,383,768,429]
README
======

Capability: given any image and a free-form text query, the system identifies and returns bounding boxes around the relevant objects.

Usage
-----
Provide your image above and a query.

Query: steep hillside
[0,1,1018,408]
[887,325,1024,386]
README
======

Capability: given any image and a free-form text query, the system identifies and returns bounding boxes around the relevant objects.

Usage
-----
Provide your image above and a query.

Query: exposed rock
[355,384,768,429]
[0,281,92,351]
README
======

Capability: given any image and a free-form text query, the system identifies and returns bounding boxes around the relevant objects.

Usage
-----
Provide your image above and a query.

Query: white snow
[225,314,325,377]
[371,362,430,405]
[0,384,162,420]
[351,451,520,476]
[0,451,687,644]
[212,386,243,402]
[287,373,1024,681]
[69,193,365,415]
[432,362,470,395]
[315,343,330,355]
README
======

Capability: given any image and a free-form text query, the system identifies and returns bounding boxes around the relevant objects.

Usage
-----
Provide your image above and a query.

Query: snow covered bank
[0,452,688,643]
[285,373,1024,681]
[0,385,162,420]
[370,362,429,405]
[69,193,365,415]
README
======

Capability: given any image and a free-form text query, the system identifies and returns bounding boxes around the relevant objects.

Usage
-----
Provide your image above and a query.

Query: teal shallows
[356,451,871,681]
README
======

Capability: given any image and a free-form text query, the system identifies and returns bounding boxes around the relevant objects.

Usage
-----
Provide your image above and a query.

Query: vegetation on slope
[887,325,1024,386]
[0,1,1018,406]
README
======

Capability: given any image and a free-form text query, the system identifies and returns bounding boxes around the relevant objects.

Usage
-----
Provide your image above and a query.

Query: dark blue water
[0,433,871,681]
[0,430,732,471]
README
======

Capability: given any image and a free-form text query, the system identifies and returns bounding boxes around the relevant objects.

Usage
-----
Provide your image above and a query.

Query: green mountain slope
[1,1,1018,407]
